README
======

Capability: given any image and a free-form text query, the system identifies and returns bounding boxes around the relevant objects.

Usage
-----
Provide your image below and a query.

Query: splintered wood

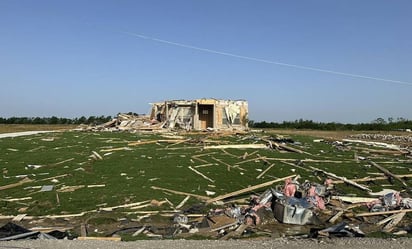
[151,186,210,201]
[206,175,296,204]
[256,163,275,179]
[309,166,372,192]
[188,166,214,183]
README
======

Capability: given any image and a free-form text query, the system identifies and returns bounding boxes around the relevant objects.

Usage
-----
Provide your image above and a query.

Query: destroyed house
[150,99,248,131]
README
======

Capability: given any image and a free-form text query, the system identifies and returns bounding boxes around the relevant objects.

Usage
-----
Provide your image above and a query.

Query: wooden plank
[12,214,27,222]
[331,196,379,203]
[369,161,408,186]
[333,174,412,184]
[220,224,249,240]
[175,196,190,209]
[80,224,87,237]
[194,163,214,168]
[235,156,266,165]
[356,209,412,217]
[382,212,406,232]
[309,166,371,192]
[256,163,275,179]
[37,174,69,182]
[91,151,103,160]
[354,146,408,155]
[100,147,131,152]
[206,175,296,204]
[77,236,121,241]
[211,156,233,171]
[151,186,210,201]
[188,166,214,183]
[328,211,344,223]
[99,200,151,211]
[274,142,310,155]
[128,140,158,146]
[0,178,33,191]
[0,197,32,202]
[204,144,267,150]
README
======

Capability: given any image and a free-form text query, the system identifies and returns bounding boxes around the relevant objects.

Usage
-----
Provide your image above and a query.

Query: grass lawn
[1,129,410,214]
[0,128,411,239]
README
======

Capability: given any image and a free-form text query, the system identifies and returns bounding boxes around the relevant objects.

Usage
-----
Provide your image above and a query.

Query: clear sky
[1,0,411,123]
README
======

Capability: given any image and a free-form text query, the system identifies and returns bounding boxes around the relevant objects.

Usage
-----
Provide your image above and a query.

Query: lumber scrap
[188,166,214,183]
[165,139,191,148]
[206,174,296,204]
[91,151,103,160]
[194,163,214,168]
[37,174,69,182]
[369,161,408,187]
[100,147,131,152]
[77,237,121,241]
[0,211,97,220]
[220,224,249,240]
[256,163,275,179]
[30,226,74,233]
[129,203,152,210]
[0,178,33,191]
[354,146,408,155]
[333,174,412,184]
[99,200,151,211]
[240,150,259,160]
[377,212,404,225]
[128,140,158,146]
[53,158,75,166]
[309,166,372,192]
[80,224,88,237]
[273,142,311,155]
[342,139,401,150]
[356,209,412,217]
[0,197,32,202]
[151,186,210,201]
[211,156,236,171]
[331,196,379,203]
[328,210,344,223]
[12,214,27,222]
[175,196,190,209]
[382,212,405,232]
[204,144,267,150]
[235,156,266,165]
[220,149,238,158]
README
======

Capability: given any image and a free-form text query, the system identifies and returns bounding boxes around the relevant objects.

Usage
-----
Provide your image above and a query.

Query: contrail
[121,31,412,86]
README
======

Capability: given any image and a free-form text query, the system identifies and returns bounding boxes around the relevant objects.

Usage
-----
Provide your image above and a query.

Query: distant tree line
[249,117,412,131]
[2,115,411,131]
[0,115,112,125]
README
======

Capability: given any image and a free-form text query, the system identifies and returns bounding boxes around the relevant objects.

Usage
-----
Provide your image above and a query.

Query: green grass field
[1,129,410,220]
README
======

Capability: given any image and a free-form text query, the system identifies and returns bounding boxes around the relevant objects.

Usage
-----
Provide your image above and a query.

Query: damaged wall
[150,99,248,131]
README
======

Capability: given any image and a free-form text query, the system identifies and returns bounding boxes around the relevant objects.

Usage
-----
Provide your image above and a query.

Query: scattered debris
[1,129,411,240]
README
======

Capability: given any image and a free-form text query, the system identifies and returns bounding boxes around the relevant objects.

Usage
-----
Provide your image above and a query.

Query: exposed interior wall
[149,99,248,131]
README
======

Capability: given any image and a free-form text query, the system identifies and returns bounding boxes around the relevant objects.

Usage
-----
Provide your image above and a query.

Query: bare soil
[0,124,76,134]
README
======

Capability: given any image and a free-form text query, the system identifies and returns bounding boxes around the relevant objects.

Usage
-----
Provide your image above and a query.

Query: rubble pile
[76,113,163,132]
[76,99,249,132]
[349,133,412,144]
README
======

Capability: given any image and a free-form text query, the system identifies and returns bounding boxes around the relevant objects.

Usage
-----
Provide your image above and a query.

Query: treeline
[250,117,412,131]
[0,116,112,125]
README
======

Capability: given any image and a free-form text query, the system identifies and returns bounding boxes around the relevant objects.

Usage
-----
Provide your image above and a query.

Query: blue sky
[1,0,411,123]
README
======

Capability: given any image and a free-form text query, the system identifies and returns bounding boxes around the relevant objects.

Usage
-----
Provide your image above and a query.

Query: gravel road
[1,238,411,249]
